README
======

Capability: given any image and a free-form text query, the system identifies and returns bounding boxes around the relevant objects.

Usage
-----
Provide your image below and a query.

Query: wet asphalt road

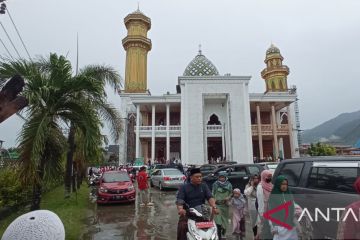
[82,186,252,240]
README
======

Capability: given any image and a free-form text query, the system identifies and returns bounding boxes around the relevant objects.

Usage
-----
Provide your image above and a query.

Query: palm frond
[17,111,52,184]
[78,65,122,92]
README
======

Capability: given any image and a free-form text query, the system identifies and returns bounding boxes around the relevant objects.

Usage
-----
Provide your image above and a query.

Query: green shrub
[0,168,32,208]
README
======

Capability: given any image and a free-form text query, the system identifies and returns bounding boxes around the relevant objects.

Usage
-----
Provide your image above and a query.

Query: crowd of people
[176,168,314,240]
[4,165,360,239]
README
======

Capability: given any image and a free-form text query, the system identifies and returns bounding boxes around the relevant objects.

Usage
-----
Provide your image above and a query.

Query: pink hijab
[354,177,360,194]
[260,170,273,201]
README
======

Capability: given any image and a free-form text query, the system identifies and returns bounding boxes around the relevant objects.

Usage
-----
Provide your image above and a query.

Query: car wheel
[159,182,163,191]
[150,180,154,187]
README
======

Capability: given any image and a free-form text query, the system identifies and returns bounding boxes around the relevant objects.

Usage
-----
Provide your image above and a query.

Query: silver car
[150,168,186,191]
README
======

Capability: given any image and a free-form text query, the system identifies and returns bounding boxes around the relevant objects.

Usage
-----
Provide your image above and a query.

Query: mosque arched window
[280,112,288,124]
[208,114,221,125]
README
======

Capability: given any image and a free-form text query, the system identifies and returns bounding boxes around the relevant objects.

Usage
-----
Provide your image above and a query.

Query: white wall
[179,76,253,165]
[204,101,227,124]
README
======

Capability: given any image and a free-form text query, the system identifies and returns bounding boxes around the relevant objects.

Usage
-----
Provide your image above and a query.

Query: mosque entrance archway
[207,137,223,164]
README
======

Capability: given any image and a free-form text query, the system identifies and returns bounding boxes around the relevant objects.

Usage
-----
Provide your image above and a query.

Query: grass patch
[0,184,90,240]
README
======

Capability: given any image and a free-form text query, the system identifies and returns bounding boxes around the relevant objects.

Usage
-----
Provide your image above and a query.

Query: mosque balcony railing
[251,124,289,136]
[134,125,181,138]
[206,125,223,137]
[261,66,290,76]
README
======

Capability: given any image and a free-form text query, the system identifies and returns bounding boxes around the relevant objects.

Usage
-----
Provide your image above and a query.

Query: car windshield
[103,172,130,183]
[163,169,182,175]
[267,164,278,169]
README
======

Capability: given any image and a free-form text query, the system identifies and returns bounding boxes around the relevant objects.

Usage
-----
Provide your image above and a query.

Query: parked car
[97,171,136,204]
[150,168,186,191]
[203,164,264,192]
[148,164,167,175]
[200,164,229,177]
[272,156,360,239]
[258,162,279,174]
[130,165,149,177]
[149,163,185,175]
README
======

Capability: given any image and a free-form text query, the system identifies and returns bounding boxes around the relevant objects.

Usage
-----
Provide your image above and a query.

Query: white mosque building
[118,9,301,166]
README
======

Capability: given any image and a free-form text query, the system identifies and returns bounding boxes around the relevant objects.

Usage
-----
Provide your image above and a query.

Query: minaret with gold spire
[261,44,289,92]
[122,6,152,93]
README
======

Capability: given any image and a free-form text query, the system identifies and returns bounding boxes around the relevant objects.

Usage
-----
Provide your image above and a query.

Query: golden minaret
[122,7,152,93]
[261,44,289,92]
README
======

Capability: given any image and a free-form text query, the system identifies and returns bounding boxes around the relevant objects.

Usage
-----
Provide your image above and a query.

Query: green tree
[307,142,337,156]
[0,53,121,209]
[64,65,121,197]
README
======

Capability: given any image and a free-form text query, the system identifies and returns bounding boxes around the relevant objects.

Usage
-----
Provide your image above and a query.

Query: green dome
[183,51,219,76]
[266,44,280,55]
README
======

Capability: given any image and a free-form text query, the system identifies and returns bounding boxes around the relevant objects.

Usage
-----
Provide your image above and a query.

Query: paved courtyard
[82,187,253,240]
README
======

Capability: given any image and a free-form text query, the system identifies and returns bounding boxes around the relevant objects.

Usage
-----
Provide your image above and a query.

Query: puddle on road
[82,187,252,240]
[81,187,178,240]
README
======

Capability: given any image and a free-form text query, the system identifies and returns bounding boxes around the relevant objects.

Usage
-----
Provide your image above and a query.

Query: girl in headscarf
[268,175,298,240]
[336,177,360,240]
[230,188,246,239]
[245,174,260,237]
[212,172,233,240]
[256,170,273,239]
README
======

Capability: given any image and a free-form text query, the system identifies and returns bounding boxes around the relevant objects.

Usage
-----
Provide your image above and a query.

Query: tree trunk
[64,124,76,198]
[30,156,45,210]
[72,162,77,192]
[76,167,83,190]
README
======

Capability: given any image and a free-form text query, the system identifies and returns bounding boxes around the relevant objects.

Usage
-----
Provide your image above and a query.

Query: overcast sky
[1,0,360,147]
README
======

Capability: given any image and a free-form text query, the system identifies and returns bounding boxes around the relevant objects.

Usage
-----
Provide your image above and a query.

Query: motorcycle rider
[176,168,219,240]
[88,167,93,179]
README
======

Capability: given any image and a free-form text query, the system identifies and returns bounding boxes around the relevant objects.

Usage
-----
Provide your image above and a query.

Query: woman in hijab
[336,177,360,240]
[212,172,233,240]
[256,170,273,239]
[268,175,298,240]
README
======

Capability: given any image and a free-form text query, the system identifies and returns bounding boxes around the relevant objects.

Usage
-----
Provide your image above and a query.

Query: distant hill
[302,110,360,145]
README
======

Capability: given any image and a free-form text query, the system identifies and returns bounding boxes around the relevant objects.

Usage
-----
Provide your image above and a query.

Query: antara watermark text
[298,208,360,222]
[263,201,360,230]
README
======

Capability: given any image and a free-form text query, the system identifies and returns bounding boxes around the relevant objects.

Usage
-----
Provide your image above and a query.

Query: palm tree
[63,65,122,197]
[0,53,122,209]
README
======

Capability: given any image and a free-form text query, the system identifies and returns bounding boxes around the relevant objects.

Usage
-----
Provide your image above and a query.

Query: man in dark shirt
[176,168,219,240]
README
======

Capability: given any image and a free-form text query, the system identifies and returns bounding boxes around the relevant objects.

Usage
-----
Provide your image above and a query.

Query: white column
[135,105,140,159]
[166,104,170,161]
[279,137,284,160]
[226,96,232,161]
[271,104,279,160]
[287,105,294,158]
[256,104,264,160]
[151,105,156,162]
[221,123,226,159]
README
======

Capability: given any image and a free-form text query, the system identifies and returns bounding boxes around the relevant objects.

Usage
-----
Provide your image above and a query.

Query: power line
[6,8,31,60]
[0,21,21,59]
[0,35,14,59]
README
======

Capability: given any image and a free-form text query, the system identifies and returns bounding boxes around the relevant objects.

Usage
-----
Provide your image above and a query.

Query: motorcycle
[186,205,218,240]
[88,173,101,186]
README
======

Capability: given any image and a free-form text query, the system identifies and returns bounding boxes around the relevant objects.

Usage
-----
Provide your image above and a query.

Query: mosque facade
[118,9,301,165]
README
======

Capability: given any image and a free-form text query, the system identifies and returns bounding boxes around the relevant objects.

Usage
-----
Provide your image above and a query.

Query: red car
[97,171,136,204]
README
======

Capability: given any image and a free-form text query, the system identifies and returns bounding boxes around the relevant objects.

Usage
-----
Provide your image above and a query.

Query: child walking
[230,188,246,240]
